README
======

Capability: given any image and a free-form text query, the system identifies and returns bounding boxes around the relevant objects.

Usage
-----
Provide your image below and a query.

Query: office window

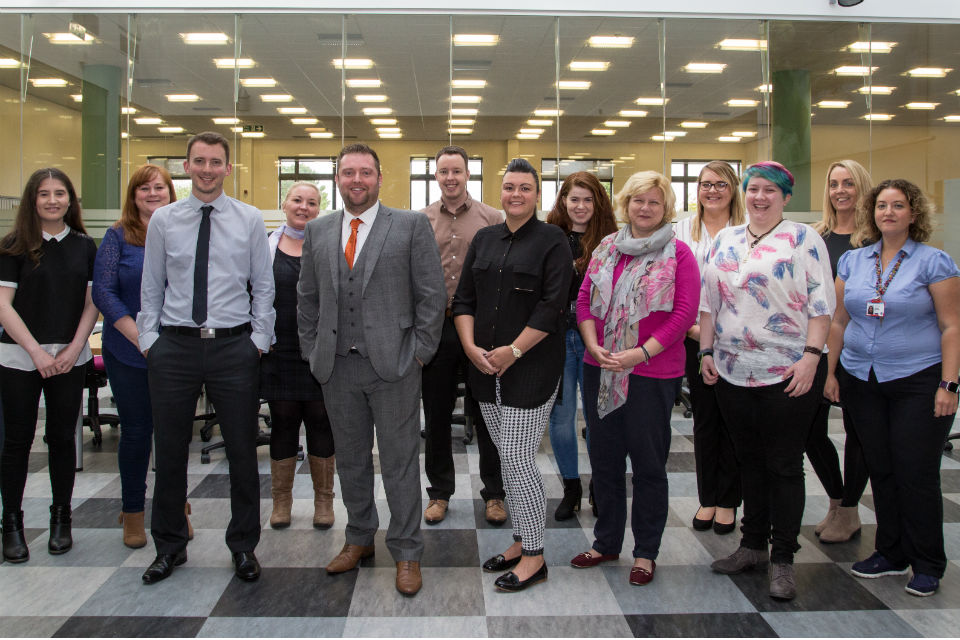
[147,157,192,201]
[277,157,337,210]
[540,159,614,213]
[671,160,742,214]
[409,157,483,211]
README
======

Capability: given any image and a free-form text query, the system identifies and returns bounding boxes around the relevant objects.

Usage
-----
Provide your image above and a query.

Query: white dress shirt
[340,202,379,261]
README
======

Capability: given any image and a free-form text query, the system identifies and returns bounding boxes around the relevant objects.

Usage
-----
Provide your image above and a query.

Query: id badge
[866,298,885,318]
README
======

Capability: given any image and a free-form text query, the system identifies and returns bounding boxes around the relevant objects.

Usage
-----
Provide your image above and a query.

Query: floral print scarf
[586,223,677,418]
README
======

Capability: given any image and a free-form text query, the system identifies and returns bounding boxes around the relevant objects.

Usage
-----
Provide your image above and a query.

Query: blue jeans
[102,348,154,513]
[549,328,586,480]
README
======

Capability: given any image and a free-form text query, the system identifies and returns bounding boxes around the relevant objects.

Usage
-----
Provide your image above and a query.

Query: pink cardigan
[576,239,699,378]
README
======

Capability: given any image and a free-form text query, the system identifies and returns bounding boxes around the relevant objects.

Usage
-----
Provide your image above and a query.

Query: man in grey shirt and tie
[137,131,275,584]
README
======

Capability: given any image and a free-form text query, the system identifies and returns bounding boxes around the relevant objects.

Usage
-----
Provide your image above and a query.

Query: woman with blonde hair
[569,171,698,586]
[675,161,745,535]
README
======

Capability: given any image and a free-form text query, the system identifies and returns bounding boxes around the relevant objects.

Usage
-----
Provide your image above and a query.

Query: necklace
[746,218,784,250]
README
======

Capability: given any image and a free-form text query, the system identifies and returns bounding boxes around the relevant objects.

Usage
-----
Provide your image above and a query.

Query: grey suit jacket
[297,204,446,384]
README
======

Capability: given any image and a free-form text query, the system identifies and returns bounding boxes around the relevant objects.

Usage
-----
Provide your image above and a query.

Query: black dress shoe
[494,562,548,592]
[48,505,73,555]
[233,551,261,581]
[713,509,737,535]
[142,550,187,584]
[482,553,521,573]
[2,511,29,563]
[692,508,714,531]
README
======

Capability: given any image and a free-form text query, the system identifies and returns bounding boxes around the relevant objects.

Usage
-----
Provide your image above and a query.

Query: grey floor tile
[0,616,69,638]
[420,529,481,567]
[344,615,487,637]
[253,528,345,568]
[80,566,234,617]
[487,614,633,637]
[23,527,135,567]
[481,566,622,617]
[729,562,888,612]
[0,567,116,617]
[623,612,776,638]
[894,608,960,637]
[53,615,206,638]
[211,567,357,617]
[846,562,960,610]
[762,610,921,637]
[348,567,484,617]
[602,564,757,615]
[70,497,125,528]
[199,616,348,638]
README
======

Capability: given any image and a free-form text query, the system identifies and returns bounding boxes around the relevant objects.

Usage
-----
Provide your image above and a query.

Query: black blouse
[452,215,572,408]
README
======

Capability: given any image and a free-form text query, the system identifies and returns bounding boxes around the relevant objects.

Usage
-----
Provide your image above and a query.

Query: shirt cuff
[251,331,271,352]
[138,331,158,352]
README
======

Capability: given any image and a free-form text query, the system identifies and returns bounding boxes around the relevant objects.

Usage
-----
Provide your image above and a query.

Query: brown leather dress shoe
[484,499,507,525]
[424,499,448,524]
[396,560,422,596]
[326,543,375,574]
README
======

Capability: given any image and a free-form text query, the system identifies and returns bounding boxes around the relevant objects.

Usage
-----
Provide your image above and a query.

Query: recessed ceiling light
[943,115,960,122]
[239,78,276,87]
[588,36,634,48]
[158,126,184,133]
[310,132,335,138]
[449,119,475,125]
[664,131,687,137]
[277,107,307,114]
[121,106,137,115]
[230,126,243,133]
[591,129,616,136]
[527,119,553,126]
[680,121,707,128]
[569,60,610,71]
[241,131,265,138]
[134,117,162,125]
[846,41,897,53]
[43,32,95,44]
[516,133,540,139]
[70,94,83,102]
[651,135,675,141]
[726,99,759,107]
[363,107,393,115]
[684,62,726,73]
[451,95,482,103]
[834,66,878,76]
[0,58,21,68]
[635,97,668,105]
[180,32,230,45]
[345,78,381,88]
[354,94,388,102]
[732,131,757,137]
[718,136,742,142]
[213,117,240,124]
[261,94,293,102]
[375,127,401,133]
[291,117,319,124]
[450,108,478,116]
[29,78,68,87]
[604,120,631,127]
[370,118,397,125]
[452,79,486,89]
[907,67,951,77]
[379,132,403,139]
[904,102,939,110]
[534,108,564,117]
[856,85,895,95]
[332,58,373,69]
[448,128,473,134]
[717,38,767,51]
[519,128,544,134]
[557,80,591,90]
[214,58,255,69]
[453,34,498,46]
[862,113,894,121]
[166,94,200,102]
[304,128,327,132]
[618,110,648,117]
[755,84,772,93]
[121,131,129,138]
[817,100,851,108]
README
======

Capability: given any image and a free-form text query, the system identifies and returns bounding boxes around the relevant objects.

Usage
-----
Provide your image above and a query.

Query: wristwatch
[939,380,959,393]
[510,343,523,359]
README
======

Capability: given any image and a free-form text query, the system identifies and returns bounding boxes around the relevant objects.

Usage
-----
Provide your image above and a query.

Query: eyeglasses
[699,181,729,192]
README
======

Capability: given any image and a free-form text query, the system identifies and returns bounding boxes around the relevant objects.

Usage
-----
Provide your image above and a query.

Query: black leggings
[805,398,869,507]
[268,399,335,460]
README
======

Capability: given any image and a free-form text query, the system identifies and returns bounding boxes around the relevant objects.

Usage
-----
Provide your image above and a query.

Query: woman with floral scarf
[569,171,699,587]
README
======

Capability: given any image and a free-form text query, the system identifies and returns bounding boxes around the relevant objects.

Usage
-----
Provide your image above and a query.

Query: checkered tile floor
[2,391,960,638]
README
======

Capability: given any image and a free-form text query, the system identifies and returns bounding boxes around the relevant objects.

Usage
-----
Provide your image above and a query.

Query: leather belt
[164,323,251,339]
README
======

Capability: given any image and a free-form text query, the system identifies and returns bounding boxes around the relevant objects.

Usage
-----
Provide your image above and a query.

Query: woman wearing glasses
[675,161,745,536]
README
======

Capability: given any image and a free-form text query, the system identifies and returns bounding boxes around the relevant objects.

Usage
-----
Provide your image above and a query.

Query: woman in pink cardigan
[568,170,699,586]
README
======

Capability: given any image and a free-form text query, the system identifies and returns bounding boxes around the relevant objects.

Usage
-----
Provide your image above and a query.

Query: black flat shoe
[142,550,187,584]
[713,509,737,535]
[495,563,548,592]
[2,511,29,563]
[48,505,73,555]
[233,551,261,581]
[482,553,521,573]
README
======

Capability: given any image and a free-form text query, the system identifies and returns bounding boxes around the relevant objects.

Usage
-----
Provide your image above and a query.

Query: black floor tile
[189,473,271,499]
[728,562,889,612]
[420,529,480,567]
[71,498,124,528]
[799,524,878,563]
[210,567,357,617]
[53,616,206,638]
[624,612,777,638]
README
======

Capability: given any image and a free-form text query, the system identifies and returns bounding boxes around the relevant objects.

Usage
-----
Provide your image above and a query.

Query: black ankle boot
[555,478,583,521]
[2,511,29,563]
[589,479,599,517]
[48,505,72,555]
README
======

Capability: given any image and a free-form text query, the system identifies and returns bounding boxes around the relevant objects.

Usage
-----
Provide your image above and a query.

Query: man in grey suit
[297,143,445,596]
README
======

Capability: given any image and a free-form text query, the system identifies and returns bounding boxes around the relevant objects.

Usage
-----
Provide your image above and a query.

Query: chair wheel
[200,453,211,464]
[684,410,693,419]
[420,429,426,439]
[297,450,305,461]
[462,435,473,445]
[200,431,212,443]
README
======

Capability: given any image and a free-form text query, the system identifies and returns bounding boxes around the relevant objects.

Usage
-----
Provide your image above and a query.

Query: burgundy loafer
[570,551,619,568]
[629,561,656,586]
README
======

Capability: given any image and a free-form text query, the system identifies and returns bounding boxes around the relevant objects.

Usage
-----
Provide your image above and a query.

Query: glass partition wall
[1,12,959,253]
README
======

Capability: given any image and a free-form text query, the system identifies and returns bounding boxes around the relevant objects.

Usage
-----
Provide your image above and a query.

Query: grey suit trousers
[322,351,423,561]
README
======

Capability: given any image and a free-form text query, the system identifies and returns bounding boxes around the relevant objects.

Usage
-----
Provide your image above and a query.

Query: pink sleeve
[576,272,596,325]
[649,241,700,349]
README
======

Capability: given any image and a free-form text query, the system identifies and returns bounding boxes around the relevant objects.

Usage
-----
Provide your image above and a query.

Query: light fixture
[683,62,727,74]
[450,95,482,103]
[635,97,668,105]
[452,79,486,89]
[166,94,200,102]
[121,131,129,139]
[261,94,293,102]
[29,78,68,87]
[664,131,687,137]
[332,58,374,69]
[230,126,243,133]
[718,136,741,142]
[834,66,878,76]
[904,102,939,110]
[651,135,675,141]
[450,108,478,116]
[449,119,475,125]
[375,127,401,133]
[856,86,895,95]
[943,115,960,122]
[379,132,403,139]
[534,108,563,117]
[519,128,544,135]
[861,113,894,121]
[370,118,397,125]
[591,129,616,136]
[907,67,952,78]
[846,41,897,53]
[516,133,540,139]
[527,119,553,126]
[0,58,20,68]
[680,121,707,128]
[180,32,230,45]
[618,110,648,117]
[557,80,591,90]
[363,107,393,115]
[452,34,499,46]
[588,36,633,48]
[70,94,83,102]
[158,126,184,133]
[291,117,319,124]
[726,99,759,107]
[213,117,240,124]
[214,58,255,69]
[277,107,307,114]
[354,94,388,102]
[569,61,609,71]
[43,32,95,44]
[732,131,757,137]
[604,120,631,127]
[239,78,276,87]
[448,128,473,134]
[817,100,851,108]
[310,132,335,138]
[755,84,772,93]
[717,38,767,51]
[241,131,265,138]
[345,78,381,88]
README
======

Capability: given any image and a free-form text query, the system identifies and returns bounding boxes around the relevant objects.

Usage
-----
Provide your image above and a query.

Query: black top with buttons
[452,215,572,408]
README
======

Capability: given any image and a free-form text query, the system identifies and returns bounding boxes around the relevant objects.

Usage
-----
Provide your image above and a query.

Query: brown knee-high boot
[308,454,335,529]
[270,457,298,529]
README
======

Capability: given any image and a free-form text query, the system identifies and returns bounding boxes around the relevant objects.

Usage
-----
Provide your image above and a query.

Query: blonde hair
[614,171,676,231]
[691,161,745,243]
[282,181,321,206]
[814,159,872,236]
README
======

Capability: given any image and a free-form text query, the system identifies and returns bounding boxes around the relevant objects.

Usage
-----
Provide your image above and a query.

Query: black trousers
[147,331,261,555]
[0,364,86,514]
[839,363,953,578]
[684,338,740,509]
[715,359,825,564]
[422,316,504,502]
[805,393,869,507]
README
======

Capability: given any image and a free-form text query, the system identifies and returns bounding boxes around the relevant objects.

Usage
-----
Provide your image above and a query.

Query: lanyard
[873,249,905,299]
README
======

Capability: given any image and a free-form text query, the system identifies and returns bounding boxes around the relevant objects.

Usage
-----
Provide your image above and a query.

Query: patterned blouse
[700,220,835,387]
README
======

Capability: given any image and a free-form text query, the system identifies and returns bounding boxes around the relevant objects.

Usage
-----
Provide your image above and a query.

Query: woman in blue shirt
[825,178,960,597]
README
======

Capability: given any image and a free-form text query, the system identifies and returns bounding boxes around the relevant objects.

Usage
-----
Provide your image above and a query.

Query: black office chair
[81,354,121,447]
[199,399,300,463]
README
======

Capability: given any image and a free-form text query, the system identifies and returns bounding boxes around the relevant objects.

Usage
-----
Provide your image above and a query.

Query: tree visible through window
[409,157,483,211]
[540,159,613,213]
[671,160,742,214]
[278,157,337,210]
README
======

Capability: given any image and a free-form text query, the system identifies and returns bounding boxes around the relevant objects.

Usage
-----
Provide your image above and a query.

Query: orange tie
[344,217,362,270]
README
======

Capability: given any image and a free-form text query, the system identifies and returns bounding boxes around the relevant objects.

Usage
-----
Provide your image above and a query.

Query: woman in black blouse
[0,169,98,562]
[453,158,572,592]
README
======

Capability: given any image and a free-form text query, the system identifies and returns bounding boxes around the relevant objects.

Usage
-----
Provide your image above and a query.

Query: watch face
[941,381,959,393]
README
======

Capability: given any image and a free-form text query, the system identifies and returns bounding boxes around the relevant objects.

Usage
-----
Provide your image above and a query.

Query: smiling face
[698,168,734,217]
[133,173,172,220]
[435,153,469,204]
[744,175,790,226]
[35,177,70,232]
[627,187,666,238]
[501,171,539,225]
[874,187,915,239]
[184,140,231,202]
[336,152,382,216]
[282,184,321,230]
[565,185,595,232]
[828,166,858,217]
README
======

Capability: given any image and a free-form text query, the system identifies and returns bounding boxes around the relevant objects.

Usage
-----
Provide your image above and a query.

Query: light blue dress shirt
[838,237,959,382]
[137,192,276,352]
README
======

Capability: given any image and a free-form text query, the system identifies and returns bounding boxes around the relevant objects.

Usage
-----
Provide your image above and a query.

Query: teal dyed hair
[742,161,794,197]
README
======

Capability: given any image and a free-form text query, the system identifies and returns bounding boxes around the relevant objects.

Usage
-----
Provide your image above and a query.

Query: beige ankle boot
[185,502,194,540]
[815,498,841,536]
[119,511,147,548]
[819,505,862,543]
[270,457,298,529]
[308,454,335,529]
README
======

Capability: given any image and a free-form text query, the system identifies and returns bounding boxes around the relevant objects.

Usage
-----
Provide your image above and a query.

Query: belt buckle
[199,328,216,339]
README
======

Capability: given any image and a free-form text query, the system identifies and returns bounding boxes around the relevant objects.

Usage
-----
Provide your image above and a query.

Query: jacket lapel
[361,206,392,294]
[327,210,344,297]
